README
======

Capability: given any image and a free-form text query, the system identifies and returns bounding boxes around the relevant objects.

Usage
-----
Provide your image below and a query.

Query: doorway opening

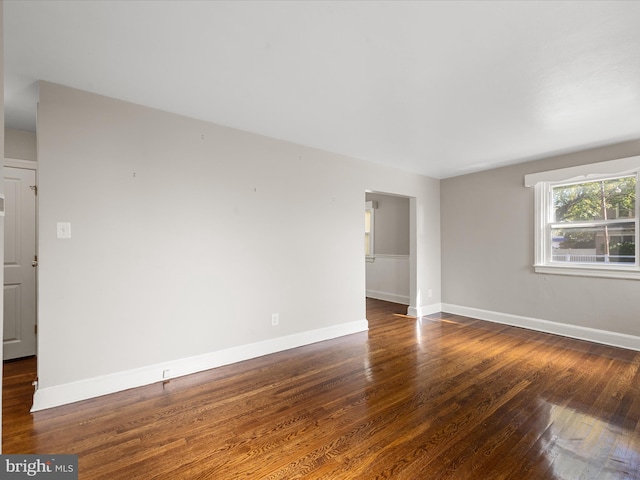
[3,159,38,362]
[364,191,414,310]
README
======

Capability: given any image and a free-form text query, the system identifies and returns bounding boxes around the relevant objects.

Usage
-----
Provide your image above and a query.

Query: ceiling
[4,1,640,178]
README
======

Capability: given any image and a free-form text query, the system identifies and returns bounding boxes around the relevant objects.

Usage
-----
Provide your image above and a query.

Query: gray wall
[35,82,441,404]
[441,139,640,336]
[5,128,37,161]
[365,192,410,255]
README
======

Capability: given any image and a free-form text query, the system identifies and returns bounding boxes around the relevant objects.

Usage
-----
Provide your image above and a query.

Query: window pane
[553,177,636,223]
[552,223,636,263]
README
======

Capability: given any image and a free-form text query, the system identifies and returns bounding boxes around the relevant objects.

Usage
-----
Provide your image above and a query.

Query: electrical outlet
[271,313,279,326]
[428,289,433,298]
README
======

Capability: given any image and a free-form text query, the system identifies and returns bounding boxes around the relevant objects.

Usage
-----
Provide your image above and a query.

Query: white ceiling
[5,1,640,178]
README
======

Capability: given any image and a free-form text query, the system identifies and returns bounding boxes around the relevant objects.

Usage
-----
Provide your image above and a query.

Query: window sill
[534,264,640,280]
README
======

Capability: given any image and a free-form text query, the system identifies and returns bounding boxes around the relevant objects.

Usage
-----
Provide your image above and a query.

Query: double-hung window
[526,156,640,279]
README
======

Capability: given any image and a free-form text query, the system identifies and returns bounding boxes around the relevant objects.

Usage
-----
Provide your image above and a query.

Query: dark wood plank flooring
[4,299,640,479]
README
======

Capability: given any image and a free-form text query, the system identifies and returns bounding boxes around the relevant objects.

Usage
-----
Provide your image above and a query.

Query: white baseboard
[407,303,443,317]
[366,290,410,305]
[442,304,640,352]
[31,320,369,412]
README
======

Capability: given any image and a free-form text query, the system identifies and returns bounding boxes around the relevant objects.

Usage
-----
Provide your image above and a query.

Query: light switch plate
[57,222,71,239]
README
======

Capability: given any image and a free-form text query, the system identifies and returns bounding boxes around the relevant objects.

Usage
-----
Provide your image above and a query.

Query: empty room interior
[3,1,640,479]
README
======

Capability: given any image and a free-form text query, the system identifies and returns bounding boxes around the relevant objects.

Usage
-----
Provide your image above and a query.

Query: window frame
[526,155,640,280]
[365,201,375,259]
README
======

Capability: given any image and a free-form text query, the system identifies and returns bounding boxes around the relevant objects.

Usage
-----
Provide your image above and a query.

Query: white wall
[366,255,410,305]
[441,139,640,348]
[5,128,37,161]
[34,82,441,409]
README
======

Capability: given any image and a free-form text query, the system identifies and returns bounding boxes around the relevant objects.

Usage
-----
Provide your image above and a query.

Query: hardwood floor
[4,298,640,479]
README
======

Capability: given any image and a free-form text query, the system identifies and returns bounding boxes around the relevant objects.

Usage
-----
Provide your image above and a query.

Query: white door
[3,166,37,360]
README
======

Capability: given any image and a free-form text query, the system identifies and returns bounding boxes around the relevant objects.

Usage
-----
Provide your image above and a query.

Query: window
[365,201,375,258]
[525,156,640,279]
[551,176,636,264]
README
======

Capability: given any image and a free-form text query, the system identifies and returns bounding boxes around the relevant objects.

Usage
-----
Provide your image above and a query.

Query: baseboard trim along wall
[407,303,443,318]
[366,290,410,305]
[31,319,369,412]
[441,304,640,352]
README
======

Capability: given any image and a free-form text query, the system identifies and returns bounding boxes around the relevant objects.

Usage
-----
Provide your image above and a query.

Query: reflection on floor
[2,298,640,479]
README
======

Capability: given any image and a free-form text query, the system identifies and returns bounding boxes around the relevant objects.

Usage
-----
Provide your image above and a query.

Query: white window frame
[525,155,640,280]
[365,201,375,260]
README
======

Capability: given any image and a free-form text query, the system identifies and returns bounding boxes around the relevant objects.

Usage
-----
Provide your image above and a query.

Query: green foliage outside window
[554,177,635,223]
[552,176,636,259]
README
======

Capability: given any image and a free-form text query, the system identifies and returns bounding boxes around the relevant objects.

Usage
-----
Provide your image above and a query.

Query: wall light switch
[57,222,71,239]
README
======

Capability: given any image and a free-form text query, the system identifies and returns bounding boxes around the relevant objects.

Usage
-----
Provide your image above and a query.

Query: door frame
[364,190,415,311]
[3,157,38,361]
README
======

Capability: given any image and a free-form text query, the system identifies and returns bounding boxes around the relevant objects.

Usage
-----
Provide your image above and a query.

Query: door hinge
[34,324,38,335]
[30,185,38,195]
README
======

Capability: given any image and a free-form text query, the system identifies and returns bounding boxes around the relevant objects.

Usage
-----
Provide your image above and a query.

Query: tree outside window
[551,175,636,264]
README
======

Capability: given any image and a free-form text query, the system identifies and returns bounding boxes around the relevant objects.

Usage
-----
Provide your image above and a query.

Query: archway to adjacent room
[364,191,414,311]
